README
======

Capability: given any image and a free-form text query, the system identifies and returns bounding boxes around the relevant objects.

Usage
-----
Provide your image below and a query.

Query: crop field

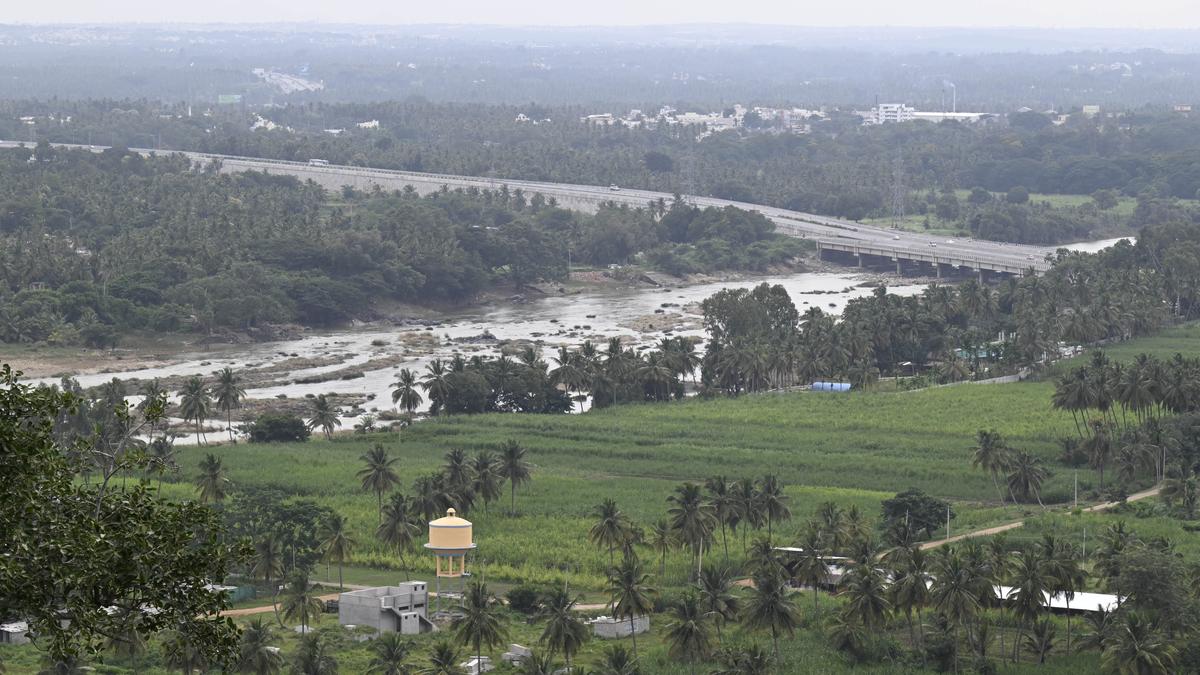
[172,378,1080,590]
[1060,321,1200,366]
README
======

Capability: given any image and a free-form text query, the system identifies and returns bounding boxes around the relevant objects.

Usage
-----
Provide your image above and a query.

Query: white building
[862,103,916,124]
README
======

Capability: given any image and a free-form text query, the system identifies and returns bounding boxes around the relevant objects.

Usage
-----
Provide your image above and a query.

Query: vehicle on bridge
[308,158,330,166]
[609,184,621,191]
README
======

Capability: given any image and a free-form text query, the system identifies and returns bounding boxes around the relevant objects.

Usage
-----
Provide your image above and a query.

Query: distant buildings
[577,103,823,137]
[858,103,989,125]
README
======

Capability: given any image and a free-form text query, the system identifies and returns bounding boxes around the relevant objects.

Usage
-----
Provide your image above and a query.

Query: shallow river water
[31,233,1132,444]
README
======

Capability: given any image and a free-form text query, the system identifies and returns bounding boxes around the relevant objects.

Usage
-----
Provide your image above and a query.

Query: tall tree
[307,394,341,440]
[742,571,800,660]
[178,376,213,445]
[196,453,230,504]
[377,493,421,579]
[367,632,413,675]
[236,618,283,675]
[664,591,714,675]
[392,368,424,416]
[358,444,400,521]
[317,512,355,590]
[212,367,246,443]
[537,586,588,666]
[280,573,324,634]
[498,439,531,515]
[608,554,656,660]
[453,581,507,672]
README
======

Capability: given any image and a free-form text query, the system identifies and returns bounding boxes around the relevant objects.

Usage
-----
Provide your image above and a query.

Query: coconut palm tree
[609,554,656,659]
[887,545,931,645]
[318,512,355,590]
[420,640,464,675]
[195,453,229,504]
[212,367,245,443]
[828,610,870,661]
[1023,618,1056,665]
[971,429,1013,506]
[732,479,764,551]
[471,451,503,513]
[367,632,413,675]
[421,360,452,415]
[378,493,422,579]
[840,562,891,630]
[1161,476,1200,519]
[793,526,829,617]
[648,518,677,578]
[664,591,714,675]
[498,439,531,515]
[280,572,324,634]
[590,498,633,576]
[757,475,791,541]
[358,444,401,520]
[1008,548,1050,662]
[236,618,282,674]
[291,632,337,675]
[453,581,507,672]
[1101,612,1177,675]
[392,368,424,415]
[178,376,212,445]
[537,586,588,666]
[597,644,638,675]
[517,650,558,675]
[667,482,716,580]
[705,476,736,560]
[742,571,800,660]
[251,534,284,587]
[929,547,983,660]
[307,394,341,440]
[698,563,740,644]
[1006,450,1047,507]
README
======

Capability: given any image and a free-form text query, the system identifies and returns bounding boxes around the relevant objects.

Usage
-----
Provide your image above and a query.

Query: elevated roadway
[0,140,1055,276]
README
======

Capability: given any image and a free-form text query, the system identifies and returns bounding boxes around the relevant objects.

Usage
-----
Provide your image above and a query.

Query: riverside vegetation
[6,321,1200,673]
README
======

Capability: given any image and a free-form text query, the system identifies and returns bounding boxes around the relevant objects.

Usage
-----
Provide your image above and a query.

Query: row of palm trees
[817,524,1183,673]
[589,476,793,587]
[391,337,701,419]
[969,430,1048,507]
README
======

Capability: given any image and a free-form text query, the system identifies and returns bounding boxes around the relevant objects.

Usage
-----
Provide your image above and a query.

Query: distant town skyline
[6,0,1200,30]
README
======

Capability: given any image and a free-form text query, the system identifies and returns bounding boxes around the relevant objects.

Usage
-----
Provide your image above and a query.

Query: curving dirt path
[919,484,1163,551]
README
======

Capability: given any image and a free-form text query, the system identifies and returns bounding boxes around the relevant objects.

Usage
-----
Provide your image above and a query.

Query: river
[27,271,927,443]
[24,235,1131,444]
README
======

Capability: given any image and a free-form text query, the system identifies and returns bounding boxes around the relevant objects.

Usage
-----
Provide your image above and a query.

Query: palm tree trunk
[772,625,779,660]
[630,615,638,658]
[338,560,344,590]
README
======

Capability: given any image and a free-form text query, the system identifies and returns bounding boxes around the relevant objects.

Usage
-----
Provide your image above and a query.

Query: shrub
[245,411,311,443]
[506,585,541,615]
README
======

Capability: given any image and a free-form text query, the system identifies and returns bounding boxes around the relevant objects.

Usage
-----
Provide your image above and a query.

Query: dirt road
[919,484,1162,550]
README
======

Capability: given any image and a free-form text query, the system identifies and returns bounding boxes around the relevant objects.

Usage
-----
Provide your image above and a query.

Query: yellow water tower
[425,508,476,611]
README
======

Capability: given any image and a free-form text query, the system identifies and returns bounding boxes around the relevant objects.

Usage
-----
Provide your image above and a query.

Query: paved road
[1,140,1055,275]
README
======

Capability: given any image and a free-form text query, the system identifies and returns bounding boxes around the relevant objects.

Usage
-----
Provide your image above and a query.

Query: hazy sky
[7,0,1200,29]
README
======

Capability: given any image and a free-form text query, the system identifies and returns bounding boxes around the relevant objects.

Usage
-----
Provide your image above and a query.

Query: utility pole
[946,504,951,540]
[1074,470,1078,509]
[890,149,905,230]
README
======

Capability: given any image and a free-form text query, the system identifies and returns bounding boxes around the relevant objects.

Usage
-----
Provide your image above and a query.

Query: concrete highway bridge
[1,141,1055,278]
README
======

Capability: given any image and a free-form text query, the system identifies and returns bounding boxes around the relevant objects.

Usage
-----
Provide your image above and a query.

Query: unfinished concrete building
[337,581,436,635]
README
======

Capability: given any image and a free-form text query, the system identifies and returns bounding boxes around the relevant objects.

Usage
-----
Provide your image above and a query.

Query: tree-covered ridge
[11,100,1200,243]
[0,146,797,345]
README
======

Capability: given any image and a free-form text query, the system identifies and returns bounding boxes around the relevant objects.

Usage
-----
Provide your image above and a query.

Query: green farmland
[174,379,1080,589]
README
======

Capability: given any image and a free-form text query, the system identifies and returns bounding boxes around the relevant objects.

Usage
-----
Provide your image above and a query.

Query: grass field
[13,329,1199,674]
[1059,321,1200,367]
[164,377,1086,592]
